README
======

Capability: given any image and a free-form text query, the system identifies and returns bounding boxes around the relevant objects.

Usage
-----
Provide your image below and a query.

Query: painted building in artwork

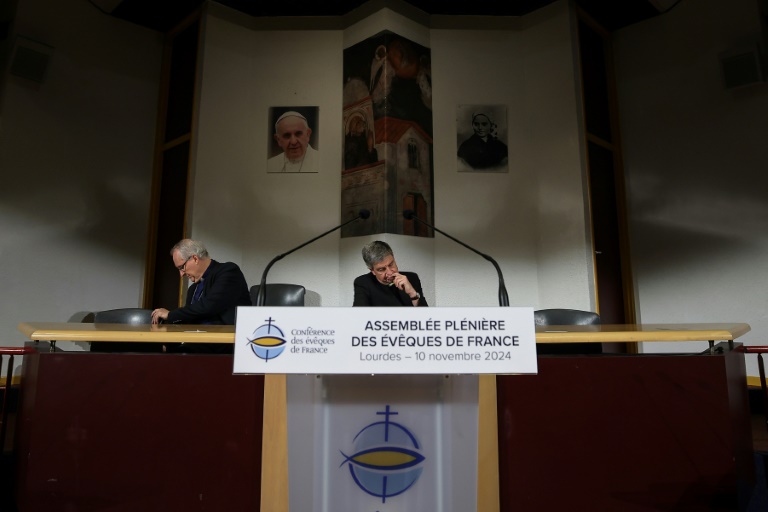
[341,31,434,238]
[342,100,433,237]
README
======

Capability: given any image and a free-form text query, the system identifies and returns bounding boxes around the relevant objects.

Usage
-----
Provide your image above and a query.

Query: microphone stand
[255,210,370,306]
[403,210,510,307]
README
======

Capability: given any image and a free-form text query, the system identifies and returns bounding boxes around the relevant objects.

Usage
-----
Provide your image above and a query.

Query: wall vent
[720,46,764,89]
[9,36,54,84]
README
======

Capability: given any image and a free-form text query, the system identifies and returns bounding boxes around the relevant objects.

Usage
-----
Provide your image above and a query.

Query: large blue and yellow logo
[246,317,287,361]
[340,405,425,503]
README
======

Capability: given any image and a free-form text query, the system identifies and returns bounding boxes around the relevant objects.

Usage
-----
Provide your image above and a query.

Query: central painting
[341,31,434,238]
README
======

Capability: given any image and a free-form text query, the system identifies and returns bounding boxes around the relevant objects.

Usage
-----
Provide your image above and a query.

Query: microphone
[403,210,510,307]
[254,209,370,306]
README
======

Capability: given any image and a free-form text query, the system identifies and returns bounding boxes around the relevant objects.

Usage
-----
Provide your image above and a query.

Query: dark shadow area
[0,384,20,512]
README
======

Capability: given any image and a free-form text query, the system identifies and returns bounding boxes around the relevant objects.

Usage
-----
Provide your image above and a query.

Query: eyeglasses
[176,256,193,273]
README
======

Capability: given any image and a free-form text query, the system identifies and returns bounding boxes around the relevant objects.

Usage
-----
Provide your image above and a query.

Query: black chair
[534,308,602,355]
[94,308,153,325]
[90,308,162,353]
[249,284,306,307]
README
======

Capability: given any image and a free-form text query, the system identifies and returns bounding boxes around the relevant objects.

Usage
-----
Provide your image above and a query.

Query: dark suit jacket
[167,260,251,324]
[166,260,251,353]
[353,271,428,307]
[457,133,508,169]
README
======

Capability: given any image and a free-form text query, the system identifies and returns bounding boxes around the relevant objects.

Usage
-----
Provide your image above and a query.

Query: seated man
[353,240,428,307]
[151,239,251,353]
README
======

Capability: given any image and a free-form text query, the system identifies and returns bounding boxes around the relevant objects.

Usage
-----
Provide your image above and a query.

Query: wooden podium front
[497,342,755,511]
[14,344,264,511]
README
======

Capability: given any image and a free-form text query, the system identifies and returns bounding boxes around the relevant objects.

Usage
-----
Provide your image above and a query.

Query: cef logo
[246,317,287,361]
[340,405,425,503]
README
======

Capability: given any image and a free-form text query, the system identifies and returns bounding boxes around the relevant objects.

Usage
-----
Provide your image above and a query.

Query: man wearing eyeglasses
[353,240,428,307]
[151,239,251,345]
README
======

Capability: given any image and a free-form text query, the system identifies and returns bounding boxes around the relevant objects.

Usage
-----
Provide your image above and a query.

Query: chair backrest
[90,308,160,353]
[250,284,306,307]
[93,308,153,325]
[534,308,601,355]
[534,309,600,326]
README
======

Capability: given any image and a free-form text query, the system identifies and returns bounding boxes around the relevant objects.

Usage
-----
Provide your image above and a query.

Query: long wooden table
[14,322,753,511]
[17,322,235,347]
[18,321,751,346]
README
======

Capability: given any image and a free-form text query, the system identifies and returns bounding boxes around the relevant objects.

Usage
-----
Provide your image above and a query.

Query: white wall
[193,0,593,311]
[191,15,346,306]
[431,3,591,309]
[0,0,162,361]
[614,0,768,370]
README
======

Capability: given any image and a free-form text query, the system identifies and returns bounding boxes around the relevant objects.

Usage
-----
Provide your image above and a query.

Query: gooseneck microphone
[254,209,371,306]
[403,210,510,307]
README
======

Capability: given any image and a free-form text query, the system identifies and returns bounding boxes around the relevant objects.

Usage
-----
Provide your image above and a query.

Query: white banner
[287,375,479,512]
[233,306,537,374]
